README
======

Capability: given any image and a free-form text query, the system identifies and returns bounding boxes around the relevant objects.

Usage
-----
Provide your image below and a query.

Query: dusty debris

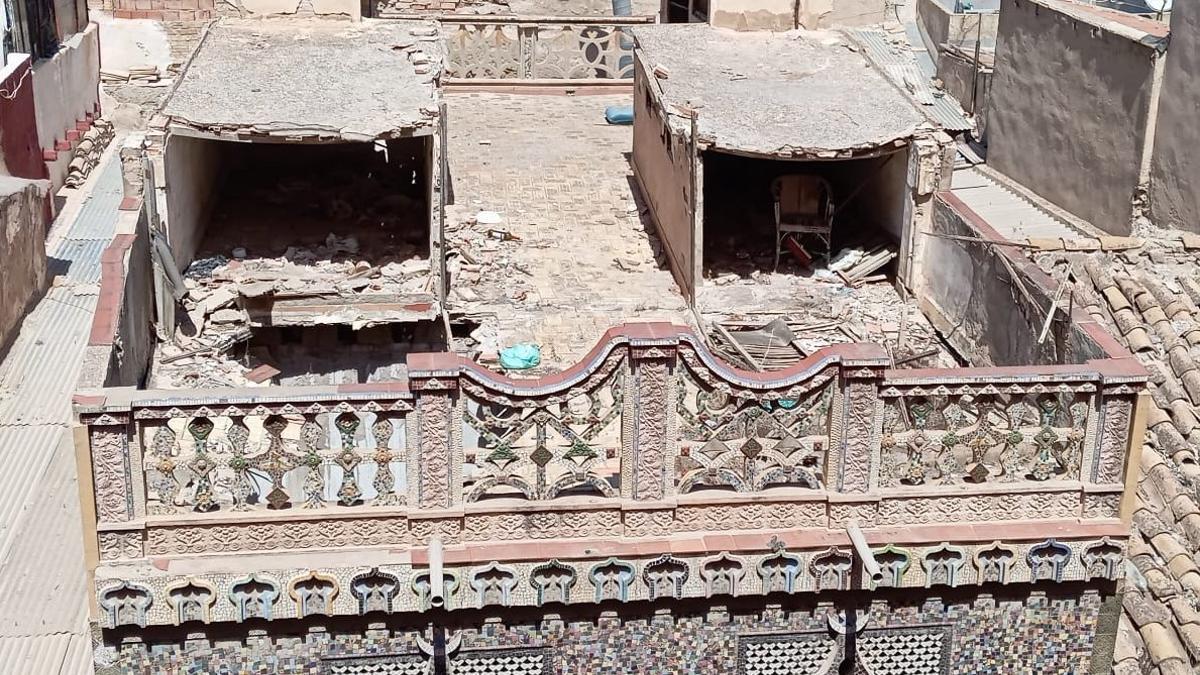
[101,65,163,83]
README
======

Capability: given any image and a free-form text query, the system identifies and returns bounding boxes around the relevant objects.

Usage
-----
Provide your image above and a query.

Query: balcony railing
[77,324,1142,564]
[439,17,649,81]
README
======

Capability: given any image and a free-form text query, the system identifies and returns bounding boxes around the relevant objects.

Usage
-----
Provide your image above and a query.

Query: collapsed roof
[163,19,443,141]
[632,24,930,157]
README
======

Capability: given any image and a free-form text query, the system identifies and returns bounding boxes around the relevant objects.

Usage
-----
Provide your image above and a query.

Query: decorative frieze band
[95,536,1125,630]
[103,485,1121,561]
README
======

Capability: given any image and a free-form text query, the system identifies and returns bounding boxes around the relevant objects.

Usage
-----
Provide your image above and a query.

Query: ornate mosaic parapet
[77,323,1143,566]
[92,535,1123,630]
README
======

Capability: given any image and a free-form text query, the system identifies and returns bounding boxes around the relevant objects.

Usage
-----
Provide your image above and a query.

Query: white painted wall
[31,22,100,152]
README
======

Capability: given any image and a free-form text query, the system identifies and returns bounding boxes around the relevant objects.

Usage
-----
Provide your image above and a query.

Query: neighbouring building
[75,13,1152,675]
[661,0,889,30]
[0,0,101,352]
[986,0,1168,235]
[1148,0,1200,234]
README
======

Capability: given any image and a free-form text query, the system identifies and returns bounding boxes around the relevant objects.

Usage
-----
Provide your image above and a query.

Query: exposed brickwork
[108,0,215,21]
[376,0,465,14]
[163,20,206,61]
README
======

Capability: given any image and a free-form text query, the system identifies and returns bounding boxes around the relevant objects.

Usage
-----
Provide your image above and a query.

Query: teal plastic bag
[605,105,634,125]
[500,344,542,370]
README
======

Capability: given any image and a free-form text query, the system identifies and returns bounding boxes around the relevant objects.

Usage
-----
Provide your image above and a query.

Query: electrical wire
[0,61,30,100]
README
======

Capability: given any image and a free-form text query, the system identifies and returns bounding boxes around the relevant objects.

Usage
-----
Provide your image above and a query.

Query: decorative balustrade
[77,325,1143,564]
[675,344,836,493]
[878,384,1092,487]
[461,345,626,502]
[440,18,647,81]
[138,404,411,515]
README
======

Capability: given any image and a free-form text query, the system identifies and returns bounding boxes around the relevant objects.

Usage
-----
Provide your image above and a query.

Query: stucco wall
[55,0,89,38]
[0,177,50,356]
[632,58,696,298]
[32,22,100,157]
[1149,0,1200,232]
[988,0,1158,235]
[162,133,222,270]
[709,0,885,30]
[919,194,1111,366]
[917,0,998,51]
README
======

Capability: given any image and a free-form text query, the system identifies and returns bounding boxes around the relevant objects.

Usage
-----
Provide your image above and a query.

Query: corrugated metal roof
[51,238,107,284]
[0,288,97,425]
[0,434,89,639]
[0,151,121,673]
[0,630,90,675]
[847,28,975,132]
[950,165,1082,240]
[61,161,122,242]
[0,425,64,561]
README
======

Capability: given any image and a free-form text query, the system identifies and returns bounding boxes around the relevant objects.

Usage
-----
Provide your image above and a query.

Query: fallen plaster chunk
[476,211,503,225]
[202,287,238,313]
[210,308,245,324]
[239,281,275,298]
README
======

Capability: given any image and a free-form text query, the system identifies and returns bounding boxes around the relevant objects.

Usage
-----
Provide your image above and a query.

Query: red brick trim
[88,233,138,347]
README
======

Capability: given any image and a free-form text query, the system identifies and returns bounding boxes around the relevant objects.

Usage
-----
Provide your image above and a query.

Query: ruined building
[66,2,1165,673]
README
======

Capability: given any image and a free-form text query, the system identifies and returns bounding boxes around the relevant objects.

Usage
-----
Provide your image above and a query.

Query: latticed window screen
[451,648,551,675]
[737,627,950,675]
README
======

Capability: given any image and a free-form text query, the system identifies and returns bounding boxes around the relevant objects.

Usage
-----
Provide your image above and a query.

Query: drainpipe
[428,537,446,609]
[846,520,884,584]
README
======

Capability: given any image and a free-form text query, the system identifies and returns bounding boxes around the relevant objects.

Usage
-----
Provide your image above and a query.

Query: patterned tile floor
[444,92,690,368]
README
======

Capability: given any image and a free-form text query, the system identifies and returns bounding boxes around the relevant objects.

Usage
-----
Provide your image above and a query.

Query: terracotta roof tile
[1051,247,1200,670]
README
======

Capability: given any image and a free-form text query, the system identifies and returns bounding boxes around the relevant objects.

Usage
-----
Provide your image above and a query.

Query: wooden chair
[772,174,834,270]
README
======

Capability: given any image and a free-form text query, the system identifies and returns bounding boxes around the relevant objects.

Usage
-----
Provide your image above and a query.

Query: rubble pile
[101,65,164,84]
[699,237,948,369]
[185,234,431,321]
[446,212,532,306]
[150,234,432,389]
[64,119,115,188]
[443,211,536,357]
[709,281,952,371]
